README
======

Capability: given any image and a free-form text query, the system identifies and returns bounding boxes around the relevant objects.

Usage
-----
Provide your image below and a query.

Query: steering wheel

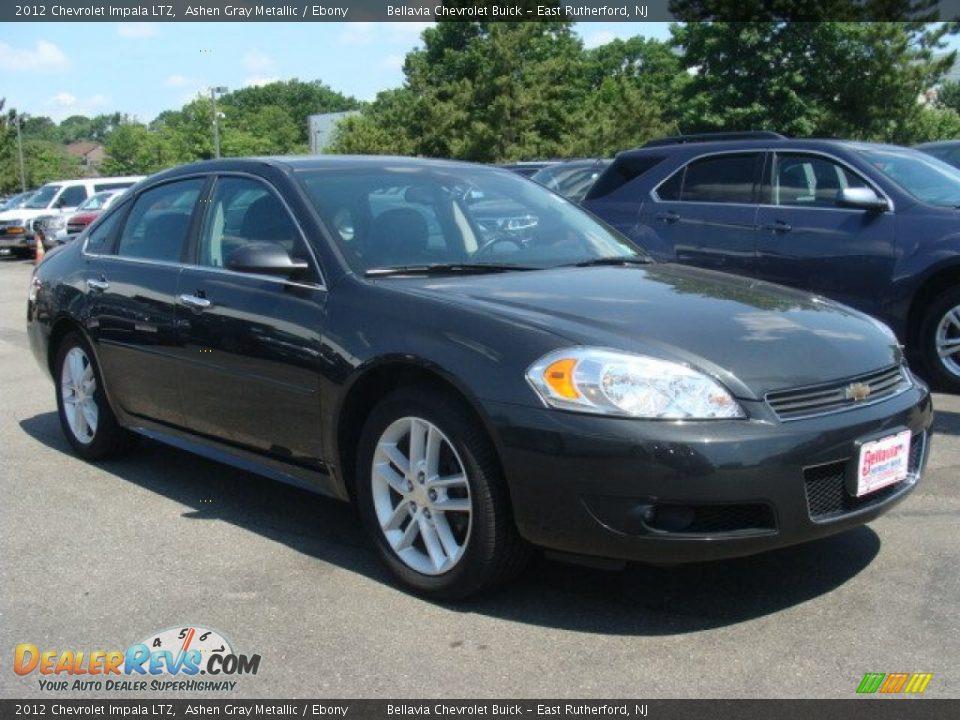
[473,233,524,259]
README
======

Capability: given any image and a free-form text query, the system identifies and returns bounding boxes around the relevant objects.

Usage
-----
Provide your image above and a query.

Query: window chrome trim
[82,171,327,291]
[650,148,896,213]
[82,172,211,259]
[78,252,326,292]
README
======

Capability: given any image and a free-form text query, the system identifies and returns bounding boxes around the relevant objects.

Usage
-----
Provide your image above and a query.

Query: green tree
[333,22,589,161]
[672,19,957,142]
[225,79,360,145]
[102,122,181,175]
[22,139,82,187]
[936,80,960,113]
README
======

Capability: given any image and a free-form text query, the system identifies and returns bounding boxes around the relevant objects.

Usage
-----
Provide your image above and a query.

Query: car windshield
[532,162,610,202]
[856,146,960,207]
[78,192,115,211]
[24,185,61,210]
[296,165,643,273]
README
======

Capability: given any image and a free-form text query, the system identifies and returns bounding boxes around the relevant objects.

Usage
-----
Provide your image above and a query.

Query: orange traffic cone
[34,235,45,265]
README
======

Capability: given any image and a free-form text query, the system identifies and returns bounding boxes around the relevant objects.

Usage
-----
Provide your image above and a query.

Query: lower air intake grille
[804,432,925,520]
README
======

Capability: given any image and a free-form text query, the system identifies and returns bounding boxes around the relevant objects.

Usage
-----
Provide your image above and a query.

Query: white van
[0,176,144,257]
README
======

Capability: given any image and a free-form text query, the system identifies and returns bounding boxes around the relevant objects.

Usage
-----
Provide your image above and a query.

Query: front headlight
[46,216,66,231]
[526,348,745,419]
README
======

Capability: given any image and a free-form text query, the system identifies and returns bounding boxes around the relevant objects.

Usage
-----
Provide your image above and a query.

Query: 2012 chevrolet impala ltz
[27,156,932,599]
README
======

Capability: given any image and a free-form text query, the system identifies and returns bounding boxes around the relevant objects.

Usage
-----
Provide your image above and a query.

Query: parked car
[531,159,611,202]
[27,156,931,599]
[497,161,562,178]
[0,176,143,257]
[35,190,126,247]
[583,132,960,392]
[0,190,36,213]
[916,140,960,169]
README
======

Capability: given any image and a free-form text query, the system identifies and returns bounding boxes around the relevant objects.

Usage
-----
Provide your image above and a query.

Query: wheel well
[336,363,495,503]
[907,266,960,348]
[47,317,82,376]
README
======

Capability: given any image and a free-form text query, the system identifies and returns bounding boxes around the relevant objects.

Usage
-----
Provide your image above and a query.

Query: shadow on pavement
[21,410,880,636]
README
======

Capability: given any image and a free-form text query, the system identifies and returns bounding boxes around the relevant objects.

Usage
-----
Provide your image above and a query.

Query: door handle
[655,211,680,224]
[761,221,792,233]
[178,294,212,310]
[86,278,109,292]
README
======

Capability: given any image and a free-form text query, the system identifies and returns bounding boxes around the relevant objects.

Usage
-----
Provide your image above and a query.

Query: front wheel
[55,332,136,459]
[355,386,530,600]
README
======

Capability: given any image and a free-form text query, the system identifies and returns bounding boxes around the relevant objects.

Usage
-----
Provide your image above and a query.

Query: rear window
[586,155,666,200]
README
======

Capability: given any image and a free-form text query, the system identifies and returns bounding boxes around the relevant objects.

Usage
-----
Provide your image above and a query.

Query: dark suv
[583,132,960,391]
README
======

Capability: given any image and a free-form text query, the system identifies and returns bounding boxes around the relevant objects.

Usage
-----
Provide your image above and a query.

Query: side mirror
[225,242,310,277]
[836,187,888,212]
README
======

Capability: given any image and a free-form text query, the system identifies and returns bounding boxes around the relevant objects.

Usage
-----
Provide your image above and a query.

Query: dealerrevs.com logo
[14,625,261,692]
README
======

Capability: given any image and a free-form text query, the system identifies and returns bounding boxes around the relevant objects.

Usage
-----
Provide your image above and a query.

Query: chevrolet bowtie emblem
[846,382,872,401]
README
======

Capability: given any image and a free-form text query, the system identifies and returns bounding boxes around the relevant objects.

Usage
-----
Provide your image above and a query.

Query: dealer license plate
[857,430,911,496]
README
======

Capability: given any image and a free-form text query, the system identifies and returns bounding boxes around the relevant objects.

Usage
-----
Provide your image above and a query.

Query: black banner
[4,0,960,23]
[1,700,959,719]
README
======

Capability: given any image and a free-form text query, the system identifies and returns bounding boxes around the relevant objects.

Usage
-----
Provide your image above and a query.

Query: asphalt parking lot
[0,254,958,700]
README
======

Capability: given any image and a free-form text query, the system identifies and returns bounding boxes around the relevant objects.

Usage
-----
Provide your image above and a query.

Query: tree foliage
[5,21,960,191]
[672,19,957,141]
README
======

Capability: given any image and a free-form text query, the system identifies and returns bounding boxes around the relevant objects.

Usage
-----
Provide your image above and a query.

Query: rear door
[754,152,896,315]
[175,174,328,467]
[645,152,764,274]
[84,177,206,427]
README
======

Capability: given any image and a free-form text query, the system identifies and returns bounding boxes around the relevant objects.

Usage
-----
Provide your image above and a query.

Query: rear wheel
[355,386,530,600]
[55,332,136,459]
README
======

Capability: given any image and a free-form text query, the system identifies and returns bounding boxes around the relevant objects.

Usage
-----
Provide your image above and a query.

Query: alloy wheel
[370,416,472,576]
[60,346,99,444]
[935,303,960,379]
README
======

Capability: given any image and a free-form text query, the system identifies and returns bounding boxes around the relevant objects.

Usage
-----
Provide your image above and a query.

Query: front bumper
[0,232,33,253]
[484,382,932,563]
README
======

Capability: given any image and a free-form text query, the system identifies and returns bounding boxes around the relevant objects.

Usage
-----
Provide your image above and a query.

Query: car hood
[0,208,56,222]
[385,264,901,399]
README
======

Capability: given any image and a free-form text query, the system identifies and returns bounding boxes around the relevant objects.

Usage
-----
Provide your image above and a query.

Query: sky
[0,21,673,124]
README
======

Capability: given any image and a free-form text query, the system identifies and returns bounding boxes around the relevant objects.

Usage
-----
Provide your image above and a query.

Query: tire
[355,386,530,600]
[919,287,960,393]
[54,332,137,460]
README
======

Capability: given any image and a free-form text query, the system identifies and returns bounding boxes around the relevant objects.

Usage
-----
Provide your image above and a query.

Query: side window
[116,178,203,262]
[59,185,88,208]
[656,167,684,201]
[773,154,868,208]
[198,176,310,271]
[680,153,762,204]
[85,204,126,254]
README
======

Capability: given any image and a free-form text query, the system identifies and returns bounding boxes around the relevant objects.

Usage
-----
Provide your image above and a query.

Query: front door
[175,175,328,467]
[754,152,896,316]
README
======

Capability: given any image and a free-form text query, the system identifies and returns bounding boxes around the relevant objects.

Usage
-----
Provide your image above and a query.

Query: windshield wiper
[365,263,537,277]
[565,256,653,268]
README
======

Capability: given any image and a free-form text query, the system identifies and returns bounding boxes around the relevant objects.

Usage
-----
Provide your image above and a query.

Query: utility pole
[209,86,227,159]
[15,114,27,192]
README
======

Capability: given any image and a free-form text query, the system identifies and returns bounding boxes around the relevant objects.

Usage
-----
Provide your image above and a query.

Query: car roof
[149,155,511,183]
[616,137,902,159]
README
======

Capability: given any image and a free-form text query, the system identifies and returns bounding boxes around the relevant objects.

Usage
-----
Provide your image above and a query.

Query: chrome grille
[766,365,908,421]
